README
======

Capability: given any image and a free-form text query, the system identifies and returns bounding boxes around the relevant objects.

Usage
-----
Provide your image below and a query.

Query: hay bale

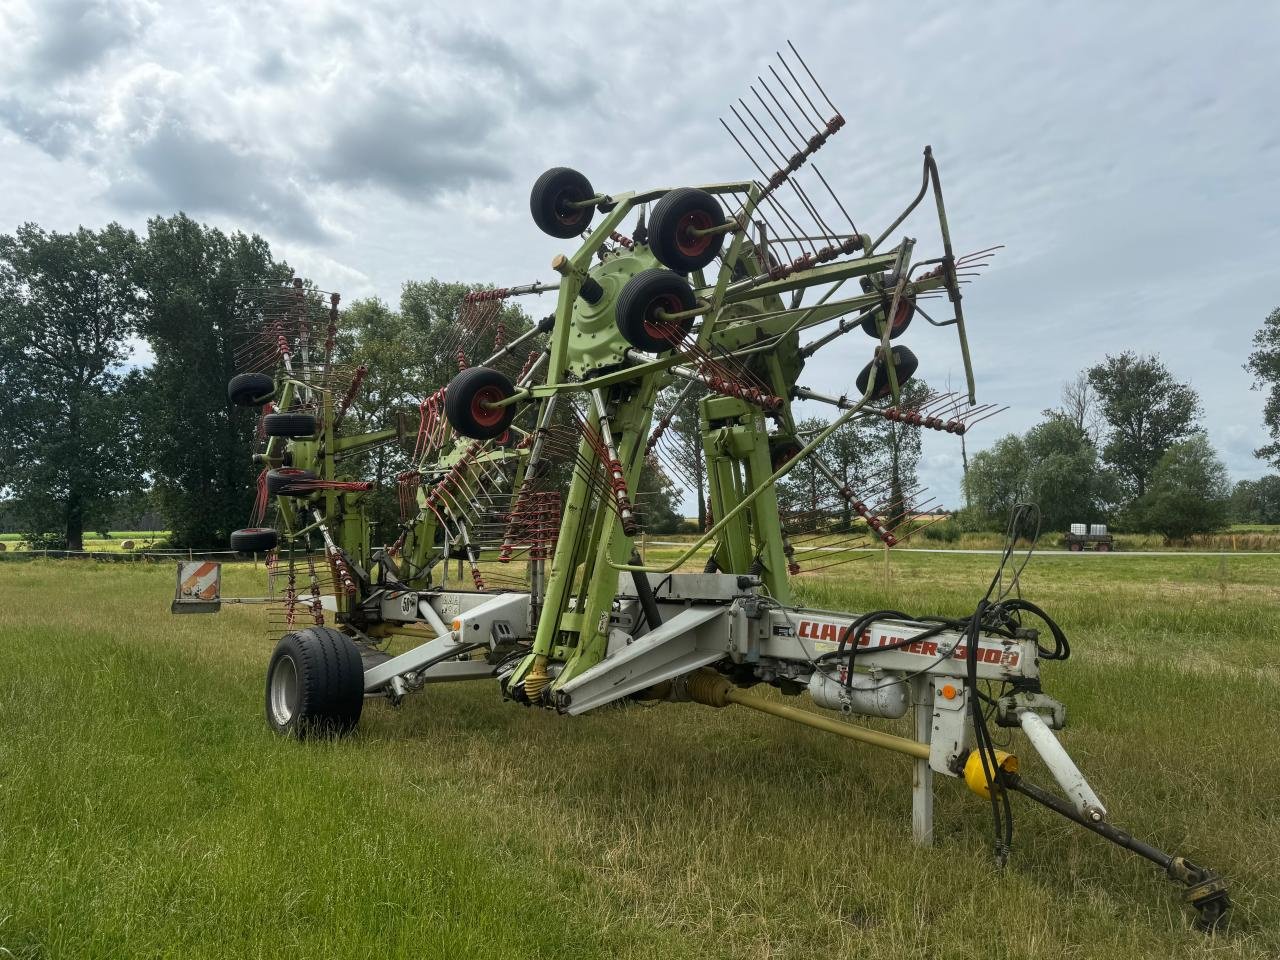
[120,539,136,550]
[0,542,6,552]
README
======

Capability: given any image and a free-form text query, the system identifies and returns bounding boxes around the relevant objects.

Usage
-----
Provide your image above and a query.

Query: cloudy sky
[2,0,1276,507]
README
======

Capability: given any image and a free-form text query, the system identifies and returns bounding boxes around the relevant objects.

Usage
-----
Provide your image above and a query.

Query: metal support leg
[911,675,934,845]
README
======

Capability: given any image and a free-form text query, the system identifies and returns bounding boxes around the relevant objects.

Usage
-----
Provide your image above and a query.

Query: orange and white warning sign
[172,561,222,613]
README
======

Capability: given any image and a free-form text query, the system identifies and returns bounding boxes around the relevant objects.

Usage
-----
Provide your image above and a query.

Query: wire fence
[0,549,247,564]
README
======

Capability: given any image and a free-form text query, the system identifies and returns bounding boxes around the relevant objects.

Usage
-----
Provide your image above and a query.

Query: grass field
[2,553,1278,959]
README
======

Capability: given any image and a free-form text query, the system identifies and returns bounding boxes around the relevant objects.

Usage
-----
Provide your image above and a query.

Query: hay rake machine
[210,45,1228,928]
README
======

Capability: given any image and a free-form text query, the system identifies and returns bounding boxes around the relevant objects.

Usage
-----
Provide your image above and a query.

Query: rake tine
[786,41,840,117]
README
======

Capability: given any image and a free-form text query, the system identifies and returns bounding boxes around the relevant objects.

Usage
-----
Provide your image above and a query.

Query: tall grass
[1,557,1277,959]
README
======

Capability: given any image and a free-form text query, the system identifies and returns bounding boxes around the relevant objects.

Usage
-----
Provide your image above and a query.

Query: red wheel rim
[643,293,687,343]
[554,189,586,226]
[674,210,715,257]
[470,385,507,427]
[892,295,915,330]
[772,445,800,471]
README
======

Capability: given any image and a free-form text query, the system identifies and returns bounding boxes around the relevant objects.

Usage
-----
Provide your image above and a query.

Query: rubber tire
[266,468,317,497]
[615,269,696,352]
[1096,542,1111,552]
[648,188,726,272]
[855,346,919,400]
[445,366,517,440]
[1069,542,1083,552]
[264,412,317,437]
[530,167,595,239]
[230,527,279,553]
[228,372,275,406]
[769,437,803,472]
[265,627,364,738]
[860,293,916,340]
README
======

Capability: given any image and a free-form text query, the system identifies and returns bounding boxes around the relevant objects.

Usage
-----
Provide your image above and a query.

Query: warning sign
[171,561,222,614]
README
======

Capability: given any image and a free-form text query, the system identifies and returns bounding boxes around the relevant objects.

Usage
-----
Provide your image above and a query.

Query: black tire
[230,527,279,553]
[265,627,364,738]
[1069,542,1083,552]
[445,366,517,440]
[228,372,275,406]
[615,269,696,352]
[266,468,317,497]
[649,188,727,272]
[769,437,803,472]
[859,293,917,340]
[264,412,317,437]
[530,167,596,239]
[855,346,919,401]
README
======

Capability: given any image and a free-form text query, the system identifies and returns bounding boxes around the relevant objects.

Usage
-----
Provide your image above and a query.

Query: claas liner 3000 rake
[211,46,1228,928]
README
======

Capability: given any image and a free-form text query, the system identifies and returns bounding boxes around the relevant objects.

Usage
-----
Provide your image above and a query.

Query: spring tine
[756,74,810,147]
[720,118,812,257]
[729,104,823,253]
[963,405,1009,429]
[737,99,792,181]
[769,63,823,134]
[956,244,1005,262]
[786,41,840,117]
[810,164,860,237]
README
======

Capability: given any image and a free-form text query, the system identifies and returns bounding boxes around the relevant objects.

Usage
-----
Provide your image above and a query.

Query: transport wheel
[230,527,279,553]
[445,366,518,440]
[266,468,317,497]
[530,167,596,238]
[769,437,803,471]
[855,345,919,400]
[265,627,364,738]
[263,412,317,437]
[615,269,696,352]
[860,292,917,340]
[1069,542,1083,552]
[648,188,727,272]
[227,372,275,406]
[1096,542,1111,552]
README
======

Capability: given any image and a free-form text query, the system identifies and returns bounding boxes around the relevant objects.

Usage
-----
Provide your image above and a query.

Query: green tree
[333,297,423,536]
[653,384,709,528]
[963,433,1028,525]
[135,214,291,548]
[1087,353,1200,498]
[1229,475,1280,525]
[823,414,886,529]
[636,457,683,533]
[1023,415,1117,531]
[875,379,928,526]
[1131,434,1230,541]
[398,279,532,391]
[0,223,143,548]
[776,416,832,520]
[1246,306,1280,467]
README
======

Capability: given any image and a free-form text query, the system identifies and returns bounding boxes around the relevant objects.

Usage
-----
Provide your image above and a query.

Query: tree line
[0,218,570,549]
[4,216,1279,548]
[962,350,1279,541]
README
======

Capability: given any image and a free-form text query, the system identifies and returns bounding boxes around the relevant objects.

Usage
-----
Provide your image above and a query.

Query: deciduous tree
[135,214,291,548]
[1246,306,1280,468]
[1087,352,1199,498]
[0,223,143,548]
[1131,434,1230,541]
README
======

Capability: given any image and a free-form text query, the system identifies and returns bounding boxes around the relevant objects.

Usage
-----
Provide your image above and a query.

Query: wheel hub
[270,655,299,726]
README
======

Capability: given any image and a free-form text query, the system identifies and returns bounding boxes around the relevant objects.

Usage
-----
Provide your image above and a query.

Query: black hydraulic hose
[629,551,663,630]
